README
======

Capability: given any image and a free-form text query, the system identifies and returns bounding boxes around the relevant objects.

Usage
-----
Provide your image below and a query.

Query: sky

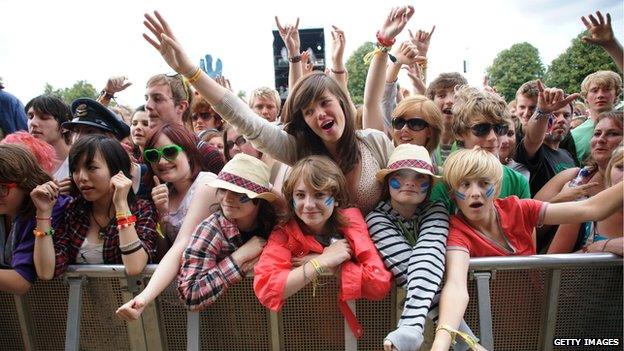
[0,0,622,108]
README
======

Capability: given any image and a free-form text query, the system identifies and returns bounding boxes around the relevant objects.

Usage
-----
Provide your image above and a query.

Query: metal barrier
[0,253,621,350]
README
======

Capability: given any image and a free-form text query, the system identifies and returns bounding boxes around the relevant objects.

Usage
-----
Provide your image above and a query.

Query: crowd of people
[0,6,622,351]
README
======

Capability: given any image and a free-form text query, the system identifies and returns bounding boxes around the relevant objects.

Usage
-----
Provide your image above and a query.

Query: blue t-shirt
[0,89,28,135]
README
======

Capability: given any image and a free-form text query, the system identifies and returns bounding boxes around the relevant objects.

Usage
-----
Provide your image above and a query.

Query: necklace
[91,201,113,239]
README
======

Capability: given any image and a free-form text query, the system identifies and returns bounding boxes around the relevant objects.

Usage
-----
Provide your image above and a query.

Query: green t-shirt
[571,118,595,164]
[430,165,531,214]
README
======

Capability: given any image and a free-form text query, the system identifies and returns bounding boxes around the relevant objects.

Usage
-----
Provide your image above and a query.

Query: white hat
[207,153,278,202]
[375,144,440,182]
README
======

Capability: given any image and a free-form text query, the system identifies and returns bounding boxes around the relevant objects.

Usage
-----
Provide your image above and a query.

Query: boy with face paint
[254,156,391,340]
[366,144,479,351]
[430,148,624,351]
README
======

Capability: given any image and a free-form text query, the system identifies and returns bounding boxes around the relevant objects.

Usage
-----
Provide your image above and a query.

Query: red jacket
[253,208,392,338]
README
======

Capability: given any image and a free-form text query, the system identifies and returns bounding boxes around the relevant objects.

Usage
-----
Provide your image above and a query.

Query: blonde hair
[392,95,444,153]
[452,86,511,138]
[443,148,503,194]
[580,71,622,99]
[515,80,539,99]
[605,144,624,187]
[248,87,281,111]
[281,155,350,234]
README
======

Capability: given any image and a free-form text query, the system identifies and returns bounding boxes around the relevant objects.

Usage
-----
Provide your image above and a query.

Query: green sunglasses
[143,144,184,163]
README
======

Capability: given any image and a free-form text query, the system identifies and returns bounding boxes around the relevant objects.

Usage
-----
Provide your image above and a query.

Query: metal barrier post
[65,276,85,351]
[119,275,149,351]
[539,269,561,351]
[13,294,34,350]
[473,272,493,350]
[268,310,282,351]
[344,300,357,351]
[187,311,200,351]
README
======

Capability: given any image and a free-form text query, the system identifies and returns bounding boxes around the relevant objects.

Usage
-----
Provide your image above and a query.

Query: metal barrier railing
[1,253,621,351]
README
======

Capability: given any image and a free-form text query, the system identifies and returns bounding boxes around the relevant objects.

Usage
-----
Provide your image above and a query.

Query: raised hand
[581,11,615,47]
[330,25,346,65]
[116,296,147,321]
[30,180,60,216]
[104,76,132,95]
[275,16,301,55]
[393,41,425,65]
[143,11,195,75]
[199,54,223,79]
[215,75,232,92]
[151,176,169,215]
[300,50,314,75]
[404,63,426,95]
[408,25,435,57]
[483,76,497,94]
[111,171,133,210]
[536,80,580,114]
[379,6,415,42]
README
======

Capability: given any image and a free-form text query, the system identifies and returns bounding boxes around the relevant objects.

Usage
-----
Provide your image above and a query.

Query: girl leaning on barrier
[176,153,282,311]
[365,144,476,351]
[253,156,392,339]
[0,144,70,295]
[30,135,159,279]
[140,7,421,215]
[141,123,216,261]
[430,148,624,351]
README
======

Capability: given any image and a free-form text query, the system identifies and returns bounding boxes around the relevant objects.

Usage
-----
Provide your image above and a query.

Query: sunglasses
[0,182,17,197]
[143,144,184,163]
[391,117,429,132]
[470,123,509,137]
[225,135,247,150]
[192,112,221,122]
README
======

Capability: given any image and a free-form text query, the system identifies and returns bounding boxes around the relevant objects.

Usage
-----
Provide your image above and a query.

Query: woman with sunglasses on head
[141,7,417,215]
[191,95,224,134]
[428,86,531,213]
[30,135,159,279]
[254,156,391,340]
[0,145,70,294]
[142,123,216,260]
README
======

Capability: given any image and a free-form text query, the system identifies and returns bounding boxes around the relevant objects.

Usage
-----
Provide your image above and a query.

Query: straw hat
[207,153,278,202]
[375,144,440,182]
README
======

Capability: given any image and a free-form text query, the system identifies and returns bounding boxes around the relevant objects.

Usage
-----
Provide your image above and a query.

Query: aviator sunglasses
[470,122,509,137]
[143,144,184,163]
[391,117,430,132]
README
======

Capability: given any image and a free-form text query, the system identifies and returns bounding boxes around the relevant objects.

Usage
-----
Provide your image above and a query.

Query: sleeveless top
[355,140,383,215]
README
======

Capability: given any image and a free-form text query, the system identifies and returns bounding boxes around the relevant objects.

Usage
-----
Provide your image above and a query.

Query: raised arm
[362,6,415,132]
[543,181,623,225]
[97,76,132,106]
[581,11,623,72]
[523,81,580,159]
[329,25,357,120]
[275,16,303,88]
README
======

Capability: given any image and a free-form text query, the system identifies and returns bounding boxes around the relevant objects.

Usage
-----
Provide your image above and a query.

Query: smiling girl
[31,135,159,279]
[430,148,623,351]
[253,156,391,339]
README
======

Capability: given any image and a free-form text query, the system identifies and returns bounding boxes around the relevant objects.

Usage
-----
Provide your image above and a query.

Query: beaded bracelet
[33,227,54,238]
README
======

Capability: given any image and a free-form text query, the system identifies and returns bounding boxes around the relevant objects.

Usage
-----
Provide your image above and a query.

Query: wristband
[288,55,302,63]
[376,31,395,48]
[185,67,202,84]
[120,244,143,255]
[36,216,52,221]
[33,227,54,238]
[100,90,115,100]
[331,68,346,74]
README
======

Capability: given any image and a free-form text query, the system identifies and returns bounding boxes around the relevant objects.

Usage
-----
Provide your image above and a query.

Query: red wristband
[376,31,395,48]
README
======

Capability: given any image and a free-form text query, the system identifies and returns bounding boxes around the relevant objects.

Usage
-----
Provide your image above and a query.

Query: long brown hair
[282,72,360,174]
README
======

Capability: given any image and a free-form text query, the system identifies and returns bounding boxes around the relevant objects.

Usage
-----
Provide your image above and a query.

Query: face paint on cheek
[485,186,495,198]
[389,178,401,190]
[420,182,430,194]
[455,191,466,201]
[324,196,334,207]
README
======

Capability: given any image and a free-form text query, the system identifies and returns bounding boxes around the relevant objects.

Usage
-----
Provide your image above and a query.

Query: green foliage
[544,32,620,94]
[237,90,247,100]
[345,41,374,105]
[486,42,545,102]
[43,80,97,105]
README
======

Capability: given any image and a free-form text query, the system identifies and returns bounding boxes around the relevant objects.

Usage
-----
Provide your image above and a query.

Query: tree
[345,41,374,105]
[486,42,545,102]
[44,80,98,105]
[544,32,620,94]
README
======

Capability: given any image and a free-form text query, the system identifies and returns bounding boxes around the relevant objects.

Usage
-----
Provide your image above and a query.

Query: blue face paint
[420,182,430,194]
[455,191,466,200]
[485,186,495,198]
[324,196,334,207]
[389,178,401,189]
[239,194,251,203]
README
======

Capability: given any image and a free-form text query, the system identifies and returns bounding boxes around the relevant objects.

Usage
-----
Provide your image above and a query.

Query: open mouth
[321,120,334,131]
[442,108,452,115]
[469,202,483,209]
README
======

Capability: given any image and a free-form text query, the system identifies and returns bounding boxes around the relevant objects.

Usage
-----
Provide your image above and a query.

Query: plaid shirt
[53,197,158,277]
[177,211,250,311]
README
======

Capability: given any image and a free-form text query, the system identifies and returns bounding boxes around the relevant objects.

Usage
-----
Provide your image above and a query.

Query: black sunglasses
[391,117,429,132]
[143,144,183,163]
[225,135,247,150]
[470,123,509,137]
[192,112,221,121]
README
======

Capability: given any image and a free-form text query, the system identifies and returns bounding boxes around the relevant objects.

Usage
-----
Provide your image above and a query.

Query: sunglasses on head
[192,112,219,121]
[225,135,247,150]
[470,123,509,137]
[143,144,184,163]
[391,117,429,132]
[0,182,17,197]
